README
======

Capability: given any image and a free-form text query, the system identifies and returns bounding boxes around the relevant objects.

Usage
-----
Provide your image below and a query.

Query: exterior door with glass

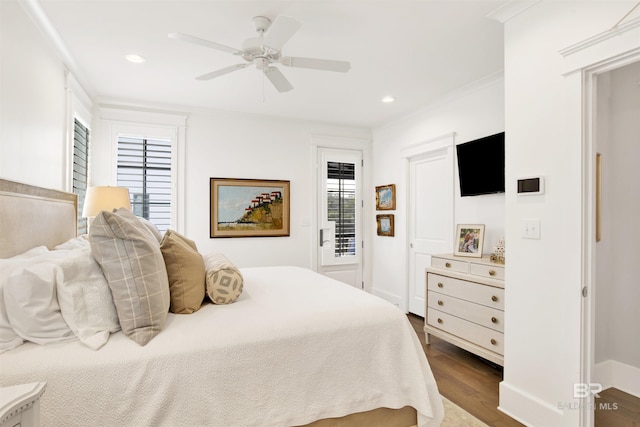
[317,148,363,288]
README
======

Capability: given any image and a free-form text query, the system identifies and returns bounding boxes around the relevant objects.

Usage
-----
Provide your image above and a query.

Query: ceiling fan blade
[168,32,243,55]
[280,56,351,73]
[264,67,293,92]
[261,16,301,52]
[196,64,248,81]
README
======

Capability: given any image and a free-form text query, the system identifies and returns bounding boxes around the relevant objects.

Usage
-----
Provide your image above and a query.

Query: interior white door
[317,148,363,288]
[408,147,454,316]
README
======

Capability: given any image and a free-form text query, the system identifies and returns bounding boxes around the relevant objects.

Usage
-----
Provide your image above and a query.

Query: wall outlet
[522,218,541,239]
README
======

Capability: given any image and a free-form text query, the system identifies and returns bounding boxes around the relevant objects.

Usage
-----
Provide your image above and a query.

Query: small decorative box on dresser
[0,382,46,427]
[425,254,505,366]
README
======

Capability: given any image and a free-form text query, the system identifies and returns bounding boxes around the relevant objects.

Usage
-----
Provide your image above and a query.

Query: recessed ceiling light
[381,96,395,103]
[125,54,146,64]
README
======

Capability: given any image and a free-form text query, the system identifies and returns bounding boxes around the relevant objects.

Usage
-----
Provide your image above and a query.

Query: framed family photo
[454,224,485,257]
[210,178,290,238]
[375,184,396,210]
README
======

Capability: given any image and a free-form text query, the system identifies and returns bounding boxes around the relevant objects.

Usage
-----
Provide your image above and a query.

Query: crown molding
[19,0,96,98]
[487,0,541,24]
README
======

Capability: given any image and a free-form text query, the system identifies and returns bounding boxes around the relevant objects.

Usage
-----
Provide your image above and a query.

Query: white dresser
[425,254,505,366]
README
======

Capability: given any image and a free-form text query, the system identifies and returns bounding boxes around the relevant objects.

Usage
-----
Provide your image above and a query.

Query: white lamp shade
[82,186,131,218]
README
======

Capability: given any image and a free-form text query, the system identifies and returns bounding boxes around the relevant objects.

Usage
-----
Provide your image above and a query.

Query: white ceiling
[37,0,507,128]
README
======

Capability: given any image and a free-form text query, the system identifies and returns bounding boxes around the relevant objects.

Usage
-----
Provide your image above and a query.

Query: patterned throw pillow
[160,230,206,314]
[202,252,243,304]
[90,208,170,346]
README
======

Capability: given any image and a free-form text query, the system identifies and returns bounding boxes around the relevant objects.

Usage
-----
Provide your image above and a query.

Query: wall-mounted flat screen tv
[456,132,505,197]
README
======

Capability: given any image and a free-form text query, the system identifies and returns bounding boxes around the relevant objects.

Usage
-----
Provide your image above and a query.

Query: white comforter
[1,266,443,427]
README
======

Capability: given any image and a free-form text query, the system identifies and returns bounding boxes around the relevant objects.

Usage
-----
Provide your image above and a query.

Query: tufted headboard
[0,179,77,258]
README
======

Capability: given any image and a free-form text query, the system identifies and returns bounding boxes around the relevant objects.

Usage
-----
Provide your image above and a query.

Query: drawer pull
[445,262,451,268]
[489,269,496,276]
[491,317,498,324]
[437,318,443,324]
[491,295,498,302]
[491,338,497,346]
[437,282,444,288]
[437,300,444,306]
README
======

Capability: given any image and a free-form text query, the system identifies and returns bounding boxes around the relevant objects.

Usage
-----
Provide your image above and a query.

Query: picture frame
[376,214,394,237]
[210,178,290,238]
[454,224,485,257]
[375,184,396,210]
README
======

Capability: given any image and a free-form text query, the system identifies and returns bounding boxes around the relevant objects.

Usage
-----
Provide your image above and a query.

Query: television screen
[456,132,505,197]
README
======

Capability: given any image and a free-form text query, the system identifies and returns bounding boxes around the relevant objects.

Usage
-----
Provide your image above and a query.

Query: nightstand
[0,382,46,427]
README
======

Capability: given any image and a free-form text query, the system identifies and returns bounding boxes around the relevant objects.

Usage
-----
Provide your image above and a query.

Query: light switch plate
[522,218,541,239]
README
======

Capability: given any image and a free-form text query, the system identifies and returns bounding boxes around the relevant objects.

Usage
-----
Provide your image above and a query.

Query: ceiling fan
[168,16,351,93]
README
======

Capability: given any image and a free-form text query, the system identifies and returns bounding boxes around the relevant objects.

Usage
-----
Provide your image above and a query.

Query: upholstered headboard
[0,179,77,258]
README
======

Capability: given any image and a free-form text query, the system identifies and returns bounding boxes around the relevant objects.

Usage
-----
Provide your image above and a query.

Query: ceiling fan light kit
[169,15,351,93]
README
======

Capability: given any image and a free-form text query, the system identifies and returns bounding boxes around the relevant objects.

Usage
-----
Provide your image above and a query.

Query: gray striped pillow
[89,208,170,346]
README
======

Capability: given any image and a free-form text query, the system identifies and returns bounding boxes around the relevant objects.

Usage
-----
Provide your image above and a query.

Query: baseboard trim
[499,381,569,427]
[593,359,640,398]
[370,288,402,308]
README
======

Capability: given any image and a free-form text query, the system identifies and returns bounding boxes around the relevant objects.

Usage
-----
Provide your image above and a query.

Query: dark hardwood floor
[595,388,640,427]
[408,314,640,427]
[407,313,523,427]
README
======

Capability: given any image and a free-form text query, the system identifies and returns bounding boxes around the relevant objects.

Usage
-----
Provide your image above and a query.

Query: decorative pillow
[160,230,205,314]
[4,250,76,345]
[53,241,120,350]
[90,208,170,346]
[203,252,243,304]
[137,217,163,243]
[0,246,49,353]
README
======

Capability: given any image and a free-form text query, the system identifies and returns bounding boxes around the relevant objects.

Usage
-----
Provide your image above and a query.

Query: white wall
[595,62,640,393]
[0,0,68,189]
[370,76,505,305]
[90,106,371,269]
[500,2,639,426]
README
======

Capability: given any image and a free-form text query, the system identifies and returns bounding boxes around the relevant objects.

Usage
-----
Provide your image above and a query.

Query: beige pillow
[89,208,170,346]
[203,252,243,304]
[160,230,205,314]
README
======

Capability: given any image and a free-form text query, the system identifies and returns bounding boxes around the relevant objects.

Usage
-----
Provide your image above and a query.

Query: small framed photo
[375,184,396,210]
[454,224,485,257]
[376,214,394,237]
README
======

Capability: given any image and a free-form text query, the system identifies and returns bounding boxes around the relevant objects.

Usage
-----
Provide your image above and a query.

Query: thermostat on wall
[517,176,544,195]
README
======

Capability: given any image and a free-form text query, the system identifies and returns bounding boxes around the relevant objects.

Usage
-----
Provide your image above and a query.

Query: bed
[0,178,444,427]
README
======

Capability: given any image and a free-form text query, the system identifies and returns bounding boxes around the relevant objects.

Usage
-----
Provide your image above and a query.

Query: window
[116,136,172,233]
[72,118,89,234]
[327,161,356,256]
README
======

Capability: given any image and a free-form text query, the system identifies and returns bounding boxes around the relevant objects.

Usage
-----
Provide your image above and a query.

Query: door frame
[562,20,640,425]
[401,132,455,313]
[310,134,372,288]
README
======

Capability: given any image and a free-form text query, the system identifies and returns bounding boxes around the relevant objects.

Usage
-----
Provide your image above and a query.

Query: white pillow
[0,246,49,353]
[4,249,76,345]
[54,242,120,350]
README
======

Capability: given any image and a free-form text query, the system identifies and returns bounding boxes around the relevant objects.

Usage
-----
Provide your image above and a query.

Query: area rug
[441,396,490,427]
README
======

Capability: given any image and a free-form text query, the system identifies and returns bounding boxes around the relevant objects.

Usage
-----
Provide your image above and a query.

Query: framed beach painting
[210,178,290,238]
[376,214,394,237]
[454,224,485,257]
[375,184,396,210]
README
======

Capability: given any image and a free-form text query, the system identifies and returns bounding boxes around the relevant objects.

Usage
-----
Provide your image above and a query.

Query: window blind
[327,161,356,256]
[73,119,89,235]
[117,136,172,233]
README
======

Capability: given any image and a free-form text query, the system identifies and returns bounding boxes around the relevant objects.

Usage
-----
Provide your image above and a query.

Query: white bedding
[1,266,443,427]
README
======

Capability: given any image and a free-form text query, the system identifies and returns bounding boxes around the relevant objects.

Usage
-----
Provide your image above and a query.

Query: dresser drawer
[470,261,505,281]
[427,291,504,332]
[427,309,504,355]
[431,256,469,274]
[427,273,504,309]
